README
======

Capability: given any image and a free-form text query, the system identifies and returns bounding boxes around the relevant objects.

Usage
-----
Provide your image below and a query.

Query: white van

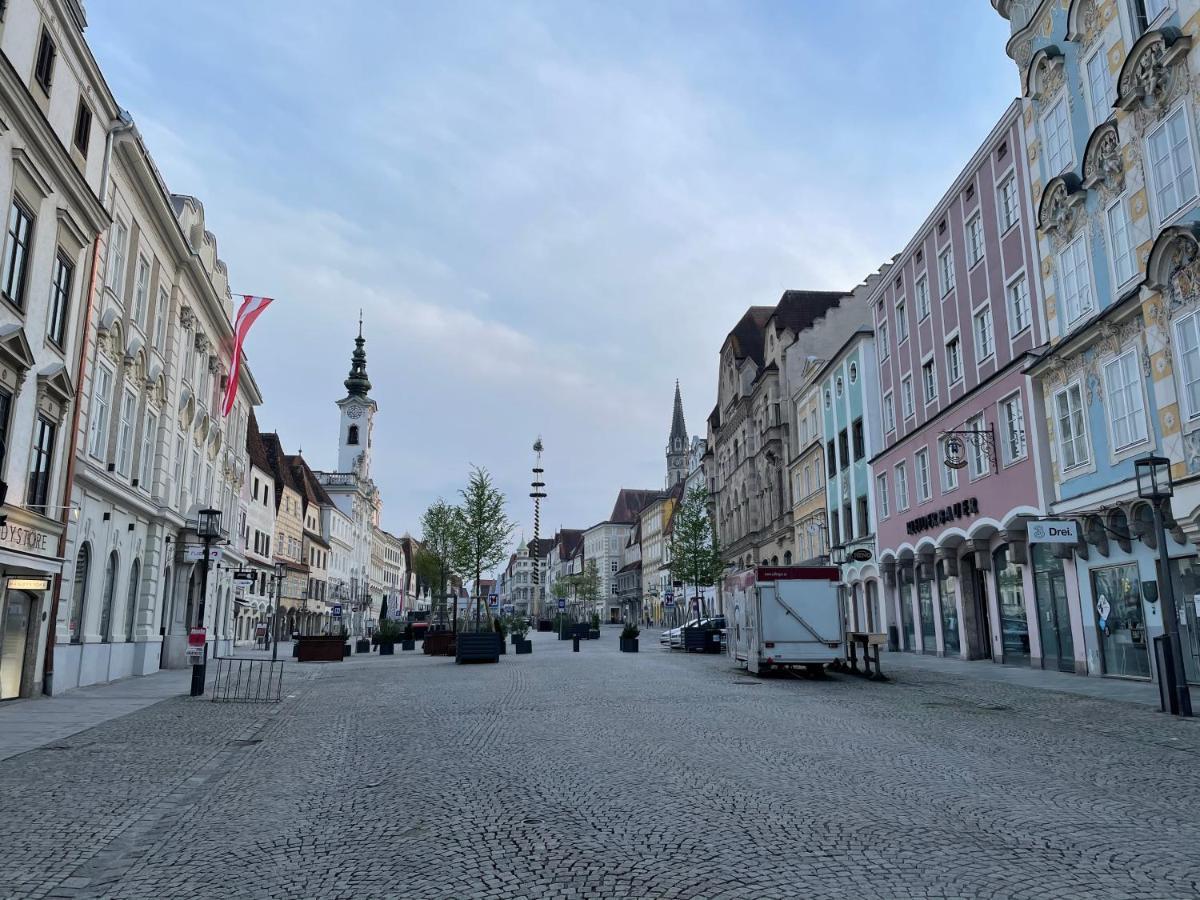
[726,566,843,675]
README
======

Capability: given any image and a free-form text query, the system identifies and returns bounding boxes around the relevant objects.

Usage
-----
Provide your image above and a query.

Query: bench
[845,631,888,681]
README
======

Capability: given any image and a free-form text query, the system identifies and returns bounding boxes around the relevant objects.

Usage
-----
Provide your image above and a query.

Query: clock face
[346,405,363,419]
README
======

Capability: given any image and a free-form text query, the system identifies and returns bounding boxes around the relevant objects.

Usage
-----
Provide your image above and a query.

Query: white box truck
[726,566,844,675]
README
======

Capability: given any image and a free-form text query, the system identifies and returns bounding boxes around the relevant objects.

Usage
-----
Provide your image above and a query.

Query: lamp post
[191,507,222,697]
[272,561,286,663]
[1135,455,1193,717]
[531,437,546,622]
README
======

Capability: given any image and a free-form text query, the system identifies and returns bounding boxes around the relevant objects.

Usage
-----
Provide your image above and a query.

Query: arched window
[784,551,792,565]
[347,425,359,445]
[160,567,173,632]
[771,556,778,566]
[69,544,90,643]
[125,559,141,642]
[99,551,118,642]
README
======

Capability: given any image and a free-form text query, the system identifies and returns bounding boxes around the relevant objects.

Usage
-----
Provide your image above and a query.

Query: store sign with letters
[1027,520,1078,544]
[0,522,55,558]
[906,498,979,536]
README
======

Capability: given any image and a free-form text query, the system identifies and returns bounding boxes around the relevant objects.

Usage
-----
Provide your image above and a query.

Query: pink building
[869,101,1052,666]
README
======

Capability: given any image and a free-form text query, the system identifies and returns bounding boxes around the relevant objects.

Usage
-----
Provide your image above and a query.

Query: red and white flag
[221,295,273,417]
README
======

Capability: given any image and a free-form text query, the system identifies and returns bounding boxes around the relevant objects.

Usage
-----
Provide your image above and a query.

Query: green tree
[669,484,724,621]
[451,466,515,631]
[575,559,601,623]
[418,499,459,629]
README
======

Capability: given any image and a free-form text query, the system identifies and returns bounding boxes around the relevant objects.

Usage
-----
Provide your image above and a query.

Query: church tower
[336,317,377,476]
[666,380,688,488]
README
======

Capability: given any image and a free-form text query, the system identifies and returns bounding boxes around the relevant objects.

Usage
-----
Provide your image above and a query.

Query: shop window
[1091,563,1150,679]
[993,544,1030,663]
[937,560,960,656]
[68,544,90,643]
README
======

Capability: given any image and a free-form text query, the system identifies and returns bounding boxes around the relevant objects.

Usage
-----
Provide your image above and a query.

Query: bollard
[572,637,580,652]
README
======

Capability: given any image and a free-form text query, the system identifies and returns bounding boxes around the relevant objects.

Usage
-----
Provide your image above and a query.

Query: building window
[974,306,994,361]
[852,418,864,460]
[998,175,1019,232]
[106,219,128,296]
[876,473,889,519]
[946,336,963,384]
[966,214,984,266]
[896,300,908,343]
[835,375,844,398]
[1176,310,1200,419]
[939,247,955,296]
[922,360,937,404]
[73,100,92,156]
[1148,106,1197,223]
[116,388,136,477]
[1008,274,1031,334]
[895,462,909,511]
[901,375,914,419]
[1000,394,1027,464]
[47,250,72,347]
[967,414,989,479]
[26,415,55,512]
[849,362,858,384]
[1103,349,1148,451]
[1042,95,1072,177]
[916,448,931,501]
[0,387,10,473]
[99,551,117,642]
[125,559,141,642]
[883,392,896,432]
[1143,0,1169,25]
[1055,382,1090,471]
[2,198,34,309]
[139,410,156,489]
[88,363,114,459]
[916,275,930,320]
[877,320,889,360]
[1058,236,1093,324]
[153,287,169,350]
[69,544,90,643]
[823,389,831,410]
[133,255,150,328]
[347,424,359,445]
[1106,197,1136,286]
[33,27,55,93]
[838,429,850,472]
[826,441,836,476]
[1085,47,1115,128]
[941,437,959,491]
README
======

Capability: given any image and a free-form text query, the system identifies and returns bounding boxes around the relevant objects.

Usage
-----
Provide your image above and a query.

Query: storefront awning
[0,546,65,575]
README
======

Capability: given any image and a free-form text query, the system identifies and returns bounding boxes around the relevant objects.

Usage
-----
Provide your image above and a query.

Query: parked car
[661,617,724,649]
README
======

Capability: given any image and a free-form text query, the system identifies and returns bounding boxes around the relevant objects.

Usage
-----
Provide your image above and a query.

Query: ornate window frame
[1116,28,1192,120]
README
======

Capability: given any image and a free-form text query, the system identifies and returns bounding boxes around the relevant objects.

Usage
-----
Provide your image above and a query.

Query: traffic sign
[331,604,343,618]
[186,627,206,663]
[488,595,499,608]
[556,598,566,610]
[664,598,675,608]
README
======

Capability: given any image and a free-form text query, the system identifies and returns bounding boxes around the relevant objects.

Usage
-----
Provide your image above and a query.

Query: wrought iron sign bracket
[940,427,997,471]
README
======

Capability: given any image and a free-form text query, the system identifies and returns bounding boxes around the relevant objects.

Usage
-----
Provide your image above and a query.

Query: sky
[86,1,1018,545]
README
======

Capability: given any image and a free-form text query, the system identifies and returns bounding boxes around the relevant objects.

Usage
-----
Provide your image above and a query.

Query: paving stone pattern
[2,631,1199,898]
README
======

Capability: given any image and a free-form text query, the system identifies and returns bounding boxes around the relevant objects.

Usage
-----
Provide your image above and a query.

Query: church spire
[669,380,687,446]
[666,380,688,488]
[344,311,372,398]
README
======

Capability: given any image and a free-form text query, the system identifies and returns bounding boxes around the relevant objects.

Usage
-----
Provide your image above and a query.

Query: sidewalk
[882,650,1160,707]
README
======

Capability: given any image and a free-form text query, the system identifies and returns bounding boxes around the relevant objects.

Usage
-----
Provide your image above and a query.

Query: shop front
[0,508,65,700]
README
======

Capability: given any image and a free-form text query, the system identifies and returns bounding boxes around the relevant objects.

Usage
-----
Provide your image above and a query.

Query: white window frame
[139,409,156,490]
[973,304,995,362]
[1054,381,1091,473]
[998,173,1019,232]
[1146,105,1198,226]
[132,254,150,329]
[876,473,889,519]
[153,286,169,351]
[966,214,984,267]
[901,375,915,419]
[999,392,1027,465]
[916,275,930,321]
[1041,94,1072,178]
[88,362,114,459]
[1102,347,1149,453]
[877,320,889,360]
[1007,272,1031,336]
[883,391,896,432]
[1058,235,1094,325]
[105,218,128,297]
[1106,195,1137,288]
[916,448,931,502]
[1144,0,1170,27]
[115,387,137,477]
[896,299,908,344]
[940,437,959,492]
[945,333,963,385]
[922,358,937,405]
[895,462,909,511]
[939,247,955,296]
[967,414,990,480]
[1084,44,1115,129]
[1176,309,1200,420]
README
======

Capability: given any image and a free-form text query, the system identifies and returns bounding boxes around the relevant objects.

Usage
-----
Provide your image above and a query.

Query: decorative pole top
[344,318,371,398]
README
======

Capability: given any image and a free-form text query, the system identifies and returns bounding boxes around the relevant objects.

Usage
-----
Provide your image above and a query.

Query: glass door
[1169,559,1200,685]
[0,591,33,701]
[937,561,960,656]
[1032,545,1075,673]
[900,582,915,651]
[1092,563,1150,679]
[994,544,1030,665]
[918,577,937,654]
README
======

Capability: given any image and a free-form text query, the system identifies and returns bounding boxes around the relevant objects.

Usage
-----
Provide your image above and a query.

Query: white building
[0,0,115,699]
[238,411,277,644]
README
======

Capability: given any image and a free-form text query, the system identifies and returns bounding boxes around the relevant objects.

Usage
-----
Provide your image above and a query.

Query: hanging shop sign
[905,497,979,536]
[849,548,872,562]
[1027,520,1078,544]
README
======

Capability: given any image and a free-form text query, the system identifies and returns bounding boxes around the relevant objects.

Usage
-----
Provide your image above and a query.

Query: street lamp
[830,544,847,566]
[190,508,222,697]
[1135,454,1192,716]
[272,561,286,663]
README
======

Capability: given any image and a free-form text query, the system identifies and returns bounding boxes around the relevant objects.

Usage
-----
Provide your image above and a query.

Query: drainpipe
[43,111,135,696]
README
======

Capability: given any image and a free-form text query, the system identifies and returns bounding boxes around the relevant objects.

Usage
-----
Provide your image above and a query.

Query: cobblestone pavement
[2,630,1200,899]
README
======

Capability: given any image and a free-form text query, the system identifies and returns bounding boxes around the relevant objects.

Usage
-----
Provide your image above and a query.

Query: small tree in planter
[575,561,601,635]
[417,499,459,632]
[375,619,403,655]
[620,622,640,653]
[669,484,725,628]
[507,614,532,654]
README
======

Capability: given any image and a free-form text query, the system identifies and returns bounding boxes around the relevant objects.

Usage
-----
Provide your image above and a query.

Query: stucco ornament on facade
[1117,30,1192,128]
[1039,178,1087,248]
[1082,124,1124,199]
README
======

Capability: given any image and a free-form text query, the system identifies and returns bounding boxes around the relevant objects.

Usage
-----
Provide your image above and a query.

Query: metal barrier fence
[211,656,284,703]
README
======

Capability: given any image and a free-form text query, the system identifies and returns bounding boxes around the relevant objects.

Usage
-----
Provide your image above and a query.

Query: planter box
[456,632,502,664]
[379,641,395,655]
[356,639,371,654]
[682,627,707,652]
[498,639,507,655]
[401,639,415,651]
[536,619,553,632]
[514,639,532,654]
[296,635,346,662]
[572,623,589,640]
[423,632,456,656]
[292,643,300,658]
[343,643,352,658]
[588,629,600,640]
[620,638,639,653]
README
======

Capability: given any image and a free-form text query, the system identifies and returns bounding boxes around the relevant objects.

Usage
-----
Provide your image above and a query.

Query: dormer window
[347,425,359,445]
